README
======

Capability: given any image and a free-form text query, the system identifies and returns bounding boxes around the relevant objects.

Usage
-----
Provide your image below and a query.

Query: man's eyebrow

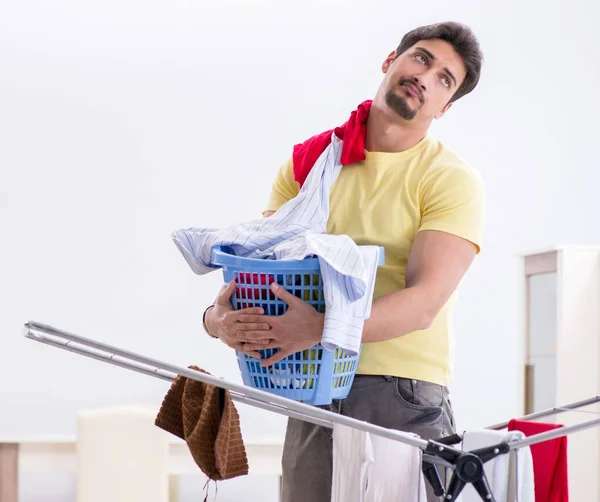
[415,46,458,87]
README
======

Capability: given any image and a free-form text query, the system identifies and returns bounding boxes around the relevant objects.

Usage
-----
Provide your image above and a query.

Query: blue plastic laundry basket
[210,245,385,406]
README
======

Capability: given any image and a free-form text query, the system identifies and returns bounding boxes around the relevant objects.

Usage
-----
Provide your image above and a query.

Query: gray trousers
[280,375,455,502]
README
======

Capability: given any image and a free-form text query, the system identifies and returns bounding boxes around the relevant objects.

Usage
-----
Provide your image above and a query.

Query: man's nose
[413,76,427,92]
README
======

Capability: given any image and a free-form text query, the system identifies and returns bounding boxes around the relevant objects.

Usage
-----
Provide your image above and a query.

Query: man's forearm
[361,286,434,343]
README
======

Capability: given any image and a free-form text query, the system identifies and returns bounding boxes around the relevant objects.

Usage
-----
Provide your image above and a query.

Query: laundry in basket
[206,244,385,405]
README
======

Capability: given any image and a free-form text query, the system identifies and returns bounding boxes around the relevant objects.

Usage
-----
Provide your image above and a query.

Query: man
[204,21,485,501]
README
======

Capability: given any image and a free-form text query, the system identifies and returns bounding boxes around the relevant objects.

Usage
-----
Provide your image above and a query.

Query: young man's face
[380,38,467,123]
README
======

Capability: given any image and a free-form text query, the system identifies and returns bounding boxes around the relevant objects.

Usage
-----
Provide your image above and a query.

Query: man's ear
[381,51,396,74]
[435,102,453,120]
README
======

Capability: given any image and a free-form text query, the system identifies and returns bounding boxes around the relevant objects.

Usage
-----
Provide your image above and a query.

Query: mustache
[399,78,424,103]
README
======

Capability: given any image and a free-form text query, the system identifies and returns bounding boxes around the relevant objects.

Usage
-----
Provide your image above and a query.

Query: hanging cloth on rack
[331,423,427,502]
[457,429,535,502]
[154,365,249,482]
[331,424,371,502]
[508,420,568,502]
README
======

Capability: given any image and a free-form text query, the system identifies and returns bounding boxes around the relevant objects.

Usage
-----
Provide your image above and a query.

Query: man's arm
[362,229,477,343]
[261,162,482,344]
[240,228,478,365]
[238,159,484,362]
[362,160,485,343]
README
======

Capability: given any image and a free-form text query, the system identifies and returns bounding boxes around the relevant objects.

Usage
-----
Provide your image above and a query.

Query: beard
[385,87,418,121]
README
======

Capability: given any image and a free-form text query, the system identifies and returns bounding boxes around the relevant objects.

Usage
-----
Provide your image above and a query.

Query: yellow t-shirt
[264,135,485,386]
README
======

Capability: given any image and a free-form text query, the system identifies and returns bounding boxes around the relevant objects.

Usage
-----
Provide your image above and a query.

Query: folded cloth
[172,132,381,355]
[508,419,568,502]
[457,429,535,502]
[154,365,248,481]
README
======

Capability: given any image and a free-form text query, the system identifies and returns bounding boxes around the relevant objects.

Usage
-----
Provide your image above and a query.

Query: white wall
[2,0,600,499]
[556,248,600,502]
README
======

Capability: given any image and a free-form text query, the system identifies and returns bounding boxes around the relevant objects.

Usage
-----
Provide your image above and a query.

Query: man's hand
[205,280,272,358]
[237,283,324,367]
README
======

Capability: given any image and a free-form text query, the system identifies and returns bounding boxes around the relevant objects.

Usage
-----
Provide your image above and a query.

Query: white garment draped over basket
[172,134,381,355]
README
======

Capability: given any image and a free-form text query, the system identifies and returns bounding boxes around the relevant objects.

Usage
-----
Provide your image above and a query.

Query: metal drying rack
[23,320,600,501]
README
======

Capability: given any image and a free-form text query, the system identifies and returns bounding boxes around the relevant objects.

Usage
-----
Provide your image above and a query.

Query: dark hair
[395,21,483,102]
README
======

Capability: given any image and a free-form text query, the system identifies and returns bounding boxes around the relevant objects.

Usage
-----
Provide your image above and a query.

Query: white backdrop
[2,0,599,449]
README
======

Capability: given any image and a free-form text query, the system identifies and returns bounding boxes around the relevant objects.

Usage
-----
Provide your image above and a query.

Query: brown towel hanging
[155,365,249,481]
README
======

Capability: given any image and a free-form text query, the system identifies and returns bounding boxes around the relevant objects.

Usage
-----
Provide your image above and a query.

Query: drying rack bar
[24,329,331,428]
[22,320,451,469]
[510,416,600,450]
[24,320,600,501]
[437,390,600,452]
[488,395,600,431]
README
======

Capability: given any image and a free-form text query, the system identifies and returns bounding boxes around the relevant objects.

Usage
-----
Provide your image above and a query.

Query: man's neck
[364,102,430,153]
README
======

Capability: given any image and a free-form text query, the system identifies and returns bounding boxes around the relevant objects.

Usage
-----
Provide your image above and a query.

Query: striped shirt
[172,133,381,355]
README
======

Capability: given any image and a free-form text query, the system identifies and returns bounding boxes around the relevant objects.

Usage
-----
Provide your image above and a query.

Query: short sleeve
[263,158,301,214]
[418,163,486,253]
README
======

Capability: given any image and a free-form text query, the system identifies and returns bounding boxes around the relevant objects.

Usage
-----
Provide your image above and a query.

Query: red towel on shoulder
[508,419,568,501]
[292,100,372,187]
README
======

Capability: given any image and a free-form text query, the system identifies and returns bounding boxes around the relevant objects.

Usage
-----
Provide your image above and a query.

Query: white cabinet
[523,247,600,501]
[526,270,558,413]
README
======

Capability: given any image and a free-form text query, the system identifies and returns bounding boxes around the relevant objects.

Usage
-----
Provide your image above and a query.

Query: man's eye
[415,54,426,64]
[441,76,450,87]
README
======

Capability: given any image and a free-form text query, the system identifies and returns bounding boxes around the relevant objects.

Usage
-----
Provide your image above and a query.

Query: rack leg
[422,463,446,497]
[278,475,282,502]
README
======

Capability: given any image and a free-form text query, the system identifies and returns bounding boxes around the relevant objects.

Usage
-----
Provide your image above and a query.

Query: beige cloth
[155,365,249,481]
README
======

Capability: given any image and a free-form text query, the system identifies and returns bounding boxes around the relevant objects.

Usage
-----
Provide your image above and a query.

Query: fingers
[243,340,279,351]
[260,348,291,367]
[236,314,268,323]
[236,334,271,344]
[233,307,265,318]
[234,322,270,332]
[215,280,237,305]
[270,283,299,306]
[237,329,275,342]
[239,348,263,359]
[224,308,264,326]
[227,341,263,359]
